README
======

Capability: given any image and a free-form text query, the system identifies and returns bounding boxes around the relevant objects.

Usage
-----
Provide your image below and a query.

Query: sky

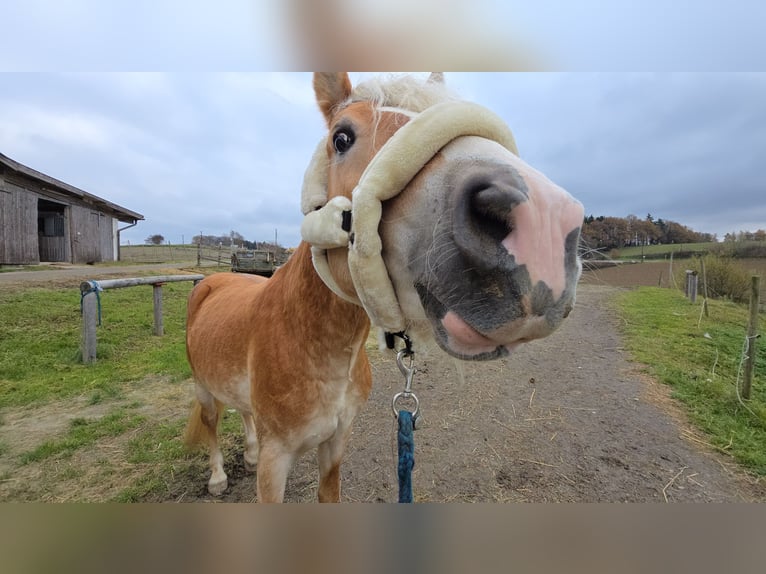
[1,72,764,247]
[1,1,764,247]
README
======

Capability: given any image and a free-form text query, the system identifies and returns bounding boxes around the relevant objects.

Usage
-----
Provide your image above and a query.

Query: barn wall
[69,205,116,263]
[0,181,39,265]
[101,215,116,261]
[1,164,135,265]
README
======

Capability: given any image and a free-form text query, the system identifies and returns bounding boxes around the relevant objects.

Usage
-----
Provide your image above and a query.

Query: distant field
[581,258,766,310]
[617,242,717,259]
[582,258,766,285]
[616,241,766,260]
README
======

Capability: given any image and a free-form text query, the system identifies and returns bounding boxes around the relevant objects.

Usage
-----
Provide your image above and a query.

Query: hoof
[208,477,228,497]
[244,459,258,473]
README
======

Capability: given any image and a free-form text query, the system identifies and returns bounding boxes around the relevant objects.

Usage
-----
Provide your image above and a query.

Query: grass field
[616,241,766,261]
[617,287,766,473]
[1,263,764,500]
[616,242,717,259]
[0,279,198,501]
[120,244,231,266]
[0,282,193,408]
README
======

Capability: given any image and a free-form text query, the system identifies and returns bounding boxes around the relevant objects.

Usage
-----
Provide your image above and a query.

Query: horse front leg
[255,441,294,503]
[316,425,353,503]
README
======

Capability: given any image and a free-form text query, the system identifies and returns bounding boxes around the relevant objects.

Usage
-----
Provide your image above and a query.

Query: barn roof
[0,152,144,223]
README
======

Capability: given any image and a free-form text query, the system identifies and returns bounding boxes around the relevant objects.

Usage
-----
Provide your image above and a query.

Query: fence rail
[120,244,230,266]
[79,274,204,364]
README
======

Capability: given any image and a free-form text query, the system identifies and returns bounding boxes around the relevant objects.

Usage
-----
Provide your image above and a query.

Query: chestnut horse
[185,73,584,502]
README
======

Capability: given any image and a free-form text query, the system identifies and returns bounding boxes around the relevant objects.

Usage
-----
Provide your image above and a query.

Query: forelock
[350,74,456,113]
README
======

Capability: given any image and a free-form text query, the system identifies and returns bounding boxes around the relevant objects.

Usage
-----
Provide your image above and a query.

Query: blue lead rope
[397,410,415,503]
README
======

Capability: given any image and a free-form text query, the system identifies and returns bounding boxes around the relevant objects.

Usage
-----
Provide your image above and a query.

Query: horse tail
[184,394,223,450]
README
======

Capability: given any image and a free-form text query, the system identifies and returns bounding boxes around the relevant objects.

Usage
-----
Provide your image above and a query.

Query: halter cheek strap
[301,195,362,305]
[300,100,518,332]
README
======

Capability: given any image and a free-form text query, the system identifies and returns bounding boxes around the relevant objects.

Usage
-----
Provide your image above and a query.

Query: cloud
[455,73,766,238]
[1,72,764,248]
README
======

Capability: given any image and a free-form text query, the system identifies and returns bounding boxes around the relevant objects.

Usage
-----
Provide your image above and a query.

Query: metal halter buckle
[392,348,419,422]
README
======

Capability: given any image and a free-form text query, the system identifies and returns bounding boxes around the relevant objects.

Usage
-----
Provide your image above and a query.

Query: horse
[184,72,584,502]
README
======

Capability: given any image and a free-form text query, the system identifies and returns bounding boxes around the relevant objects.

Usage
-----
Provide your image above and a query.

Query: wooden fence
[79,274,204,364]
[120,244,230,267]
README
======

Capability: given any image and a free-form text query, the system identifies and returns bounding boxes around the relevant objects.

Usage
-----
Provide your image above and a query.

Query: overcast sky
[1,1,764,246]
[1,72,764,246]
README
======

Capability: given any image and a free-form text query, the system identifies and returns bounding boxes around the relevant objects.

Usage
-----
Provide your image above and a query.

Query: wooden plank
[81,289,98,364]
[742,276,761,400]
[1,183,39,264]
[78,274,201,361]
[80,274,204,291]
[153,284,164,336]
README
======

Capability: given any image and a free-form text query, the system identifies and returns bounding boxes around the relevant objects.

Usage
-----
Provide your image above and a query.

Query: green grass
[618,242,717,259]
[112,409,244,501]
[0,283,193,408]
[616,287,766,473]
[19,408,146,464]
[109,419,187,502]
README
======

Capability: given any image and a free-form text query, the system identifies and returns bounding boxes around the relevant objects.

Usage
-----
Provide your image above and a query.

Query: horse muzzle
[300,99,583,360]
[397,138,584,360]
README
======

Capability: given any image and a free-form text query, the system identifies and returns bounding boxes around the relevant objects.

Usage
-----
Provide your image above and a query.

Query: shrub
[678,254,752,303]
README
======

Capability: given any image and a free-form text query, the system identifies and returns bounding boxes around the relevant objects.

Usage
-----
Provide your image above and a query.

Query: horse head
[302,72,584,360]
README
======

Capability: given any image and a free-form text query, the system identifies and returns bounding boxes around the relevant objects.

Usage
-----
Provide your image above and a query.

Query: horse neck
[268,242,370,346]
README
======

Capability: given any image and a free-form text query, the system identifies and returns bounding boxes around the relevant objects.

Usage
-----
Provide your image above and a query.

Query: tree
[145,234,165,245]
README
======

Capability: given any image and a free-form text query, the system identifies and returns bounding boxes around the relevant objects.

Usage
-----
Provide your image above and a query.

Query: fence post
[153,283,164,336]
[689,271,698,303]
[81,288,98,364]
[77,275,202,361]
[669,252,675,289]
[700,257,709,317]
[684,270,698,302]
[742,276,761,400]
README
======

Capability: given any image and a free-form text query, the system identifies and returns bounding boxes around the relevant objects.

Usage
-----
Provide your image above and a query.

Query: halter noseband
[300,100,519,332]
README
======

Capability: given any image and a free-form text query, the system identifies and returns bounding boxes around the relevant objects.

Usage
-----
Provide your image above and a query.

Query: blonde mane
[351,74,456,113]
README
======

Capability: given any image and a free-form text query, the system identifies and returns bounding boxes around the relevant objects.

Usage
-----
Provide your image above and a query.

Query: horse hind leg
[185,384,228,496]
[241,412,259,472]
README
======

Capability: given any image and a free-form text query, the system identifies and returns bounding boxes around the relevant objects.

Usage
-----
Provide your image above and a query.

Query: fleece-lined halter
[300,100,519,333]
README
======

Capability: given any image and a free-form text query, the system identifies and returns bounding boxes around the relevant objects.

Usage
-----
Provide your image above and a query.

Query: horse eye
[332,129,355,154]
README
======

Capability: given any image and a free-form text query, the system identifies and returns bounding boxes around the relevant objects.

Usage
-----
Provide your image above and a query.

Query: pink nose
[453,161,583,301]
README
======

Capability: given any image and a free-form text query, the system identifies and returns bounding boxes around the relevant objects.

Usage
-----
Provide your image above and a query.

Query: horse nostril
[454,169,529,264]
[469,184,517,243]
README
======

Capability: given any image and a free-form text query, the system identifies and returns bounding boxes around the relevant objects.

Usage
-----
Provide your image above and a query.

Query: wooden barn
[0,152,143,265]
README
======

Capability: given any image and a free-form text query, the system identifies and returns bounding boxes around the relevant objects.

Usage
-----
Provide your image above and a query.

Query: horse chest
[275,346,367,450]
[308,351,362,418]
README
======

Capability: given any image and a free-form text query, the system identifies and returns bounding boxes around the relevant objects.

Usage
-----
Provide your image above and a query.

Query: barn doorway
[37,198,68,262]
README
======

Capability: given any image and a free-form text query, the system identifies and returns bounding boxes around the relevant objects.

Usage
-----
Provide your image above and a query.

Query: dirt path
[177,284,765,502]
[1,283,763,502]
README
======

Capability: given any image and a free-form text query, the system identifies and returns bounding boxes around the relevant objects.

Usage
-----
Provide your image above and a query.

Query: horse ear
[313,73,353,124]
[427,72,445,84]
